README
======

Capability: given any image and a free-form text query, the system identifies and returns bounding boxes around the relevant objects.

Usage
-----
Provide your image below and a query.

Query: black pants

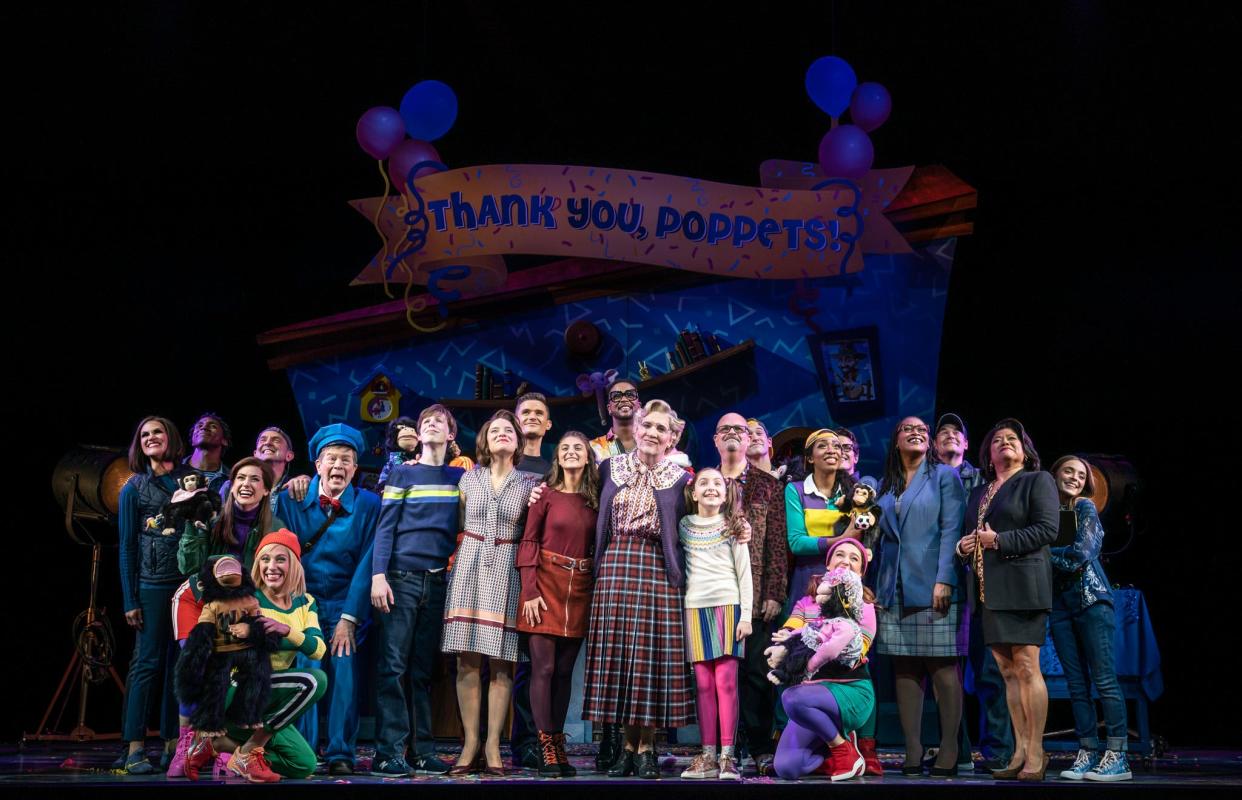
[738,616,776,757]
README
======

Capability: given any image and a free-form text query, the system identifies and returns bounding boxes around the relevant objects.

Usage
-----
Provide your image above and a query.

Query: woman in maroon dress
[516,431,601,777]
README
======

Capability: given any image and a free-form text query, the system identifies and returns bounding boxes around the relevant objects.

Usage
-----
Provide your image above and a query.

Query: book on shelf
[674,338,692,369]
[704,333,723,354]
[474,363,484,399]
[502,369,514,398]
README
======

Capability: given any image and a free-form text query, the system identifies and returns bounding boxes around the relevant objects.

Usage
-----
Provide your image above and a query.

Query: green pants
[225,667,328,778]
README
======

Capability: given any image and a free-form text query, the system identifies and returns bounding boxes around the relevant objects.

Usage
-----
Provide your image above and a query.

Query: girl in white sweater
[679,468,753,780]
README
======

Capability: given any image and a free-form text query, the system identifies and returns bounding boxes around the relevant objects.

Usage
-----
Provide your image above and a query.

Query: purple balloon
[388,139,443,191]
[818,125,874,179]
[355,106,406,160]
[849,82,892,132]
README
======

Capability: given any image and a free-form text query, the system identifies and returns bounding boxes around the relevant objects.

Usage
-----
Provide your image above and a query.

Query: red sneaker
[227,746,282,783]
[826,737,865,782]
[856,735,884,776]
[183,735,216,781]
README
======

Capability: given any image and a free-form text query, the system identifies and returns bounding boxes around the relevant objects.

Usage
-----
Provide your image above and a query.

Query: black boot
[636,749,660,779]
[607,748,637,777]
[595,723,620,772]
[538,731,563,778]
[553,732,577,777]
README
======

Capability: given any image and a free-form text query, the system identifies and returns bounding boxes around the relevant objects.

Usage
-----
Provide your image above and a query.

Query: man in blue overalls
[277,423,380,776]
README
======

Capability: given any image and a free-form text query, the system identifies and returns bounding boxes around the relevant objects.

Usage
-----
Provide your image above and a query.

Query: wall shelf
[439,339,756,411]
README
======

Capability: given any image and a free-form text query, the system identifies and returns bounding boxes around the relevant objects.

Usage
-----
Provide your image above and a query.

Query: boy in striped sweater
[369,404,465,777]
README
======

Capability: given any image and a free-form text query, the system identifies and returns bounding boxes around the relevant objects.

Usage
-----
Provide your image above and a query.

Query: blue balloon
[849,82,892,132]
[805,56,858,117]
[818,125,874,179]
[399,80,458,142]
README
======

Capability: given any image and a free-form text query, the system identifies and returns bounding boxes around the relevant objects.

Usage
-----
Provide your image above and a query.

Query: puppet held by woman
[765,567,867,686]
[175,555,278,734]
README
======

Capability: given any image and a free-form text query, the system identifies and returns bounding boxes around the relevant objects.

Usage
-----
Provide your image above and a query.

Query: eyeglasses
[716,424,748,435]
[608,390,638,401]
[837,442,855,453]
[898,424,929,435]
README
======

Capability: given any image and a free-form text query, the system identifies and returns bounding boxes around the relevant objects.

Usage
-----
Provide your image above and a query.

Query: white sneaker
[718,754,741,780]
[681,752,719,779]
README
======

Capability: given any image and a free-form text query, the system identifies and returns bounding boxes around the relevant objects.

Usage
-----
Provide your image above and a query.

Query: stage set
[16,45,1239,799]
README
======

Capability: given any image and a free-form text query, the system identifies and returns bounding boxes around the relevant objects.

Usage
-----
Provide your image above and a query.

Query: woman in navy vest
[117,415,188,773]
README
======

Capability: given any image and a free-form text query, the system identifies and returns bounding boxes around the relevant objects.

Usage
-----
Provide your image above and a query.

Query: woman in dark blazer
[956,418,1058,782]
[873,416,967,776]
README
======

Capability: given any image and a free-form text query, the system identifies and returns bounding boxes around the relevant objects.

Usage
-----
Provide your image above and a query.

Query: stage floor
[3,741,1240,798]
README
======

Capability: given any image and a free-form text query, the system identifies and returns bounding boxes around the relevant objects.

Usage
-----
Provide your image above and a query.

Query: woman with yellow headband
[784,430,861,612]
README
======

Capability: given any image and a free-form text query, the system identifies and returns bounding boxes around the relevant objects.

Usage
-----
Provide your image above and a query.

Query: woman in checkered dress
[442,410,539,775]
[872,416,968,775]
[583,399,694,779]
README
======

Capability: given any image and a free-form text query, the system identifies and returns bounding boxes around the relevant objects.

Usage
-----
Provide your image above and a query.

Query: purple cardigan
[594,456,691,588]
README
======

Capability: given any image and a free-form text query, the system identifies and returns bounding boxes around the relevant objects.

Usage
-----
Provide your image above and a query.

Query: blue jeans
[373,570,447,761]
[295,599,369,765]
[123,584,179,742]
[1050,601,1127,751]
[966,604,1013,760]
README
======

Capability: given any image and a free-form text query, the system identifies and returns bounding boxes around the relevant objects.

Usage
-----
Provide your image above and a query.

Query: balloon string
[373,159,394,299]
[402,260,446,333]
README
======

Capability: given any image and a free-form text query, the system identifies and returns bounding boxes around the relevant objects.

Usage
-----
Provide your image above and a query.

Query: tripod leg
[32,651,80,737]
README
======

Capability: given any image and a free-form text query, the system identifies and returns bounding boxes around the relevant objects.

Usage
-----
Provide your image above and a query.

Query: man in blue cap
[276,423,381,776]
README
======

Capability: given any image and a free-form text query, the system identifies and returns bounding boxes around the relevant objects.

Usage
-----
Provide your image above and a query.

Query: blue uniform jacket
[874,462,966,608]
[276,476,380,624]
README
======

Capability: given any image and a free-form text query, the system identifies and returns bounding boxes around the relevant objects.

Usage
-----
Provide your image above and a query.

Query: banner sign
[349,163,913,290]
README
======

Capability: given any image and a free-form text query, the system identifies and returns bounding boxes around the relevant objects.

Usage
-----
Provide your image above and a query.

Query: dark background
[8,2,1238,744]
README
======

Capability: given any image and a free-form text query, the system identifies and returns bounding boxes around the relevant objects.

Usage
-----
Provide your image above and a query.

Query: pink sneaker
[166,726,193,778]
[227,747,282,783]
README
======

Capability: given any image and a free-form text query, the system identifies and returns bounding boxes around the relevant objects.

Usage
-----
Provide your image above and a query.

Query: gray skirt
[875,596,967,657]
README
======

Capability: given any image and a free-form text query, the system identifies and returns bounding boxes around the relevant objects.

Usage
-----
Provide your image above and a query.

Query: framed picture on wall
[807,327,883,425]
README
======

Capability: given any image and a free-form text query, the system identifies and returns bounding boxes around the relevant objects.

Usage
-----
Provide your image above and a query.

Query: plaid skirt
[583,536,695,727]
[875,596,967,657]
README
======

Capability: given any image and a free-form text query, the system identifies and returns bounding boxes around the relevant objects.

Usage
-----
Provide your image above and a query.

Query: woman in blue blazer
[873,417,967,776]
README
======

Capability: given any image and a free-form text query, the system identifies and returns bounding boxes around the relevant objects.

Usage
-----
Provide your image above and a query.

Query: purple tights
[774,683,843,779]
[527,634,583,732]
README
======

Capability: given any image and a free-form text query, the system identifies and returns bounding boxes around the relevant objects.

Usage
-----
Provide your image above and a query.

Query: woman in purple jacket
[582,399,693,780]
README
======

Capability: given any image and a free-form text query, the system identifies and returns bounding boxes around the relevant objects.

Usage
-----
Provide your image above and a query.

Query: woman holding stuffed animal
[677,468,752,781]
[768,537,877,781]
[442,410,540,776]
[955,419,1059,782]
[873,416,968,776]
[1048,456,1131,782]
[180,531,328,782]
[784,430,860,612]
[167,457,288,777]
[117,415,188,774]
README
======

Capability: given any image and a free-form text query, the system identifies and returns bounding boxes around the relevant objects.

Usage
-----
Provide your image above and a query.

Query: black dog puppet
[175,556,277,733]
[157,469,222,536]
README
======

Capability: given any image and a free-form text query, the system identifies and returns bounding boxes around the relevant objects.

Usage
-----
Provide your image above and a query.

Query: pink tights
[693,657,740,746]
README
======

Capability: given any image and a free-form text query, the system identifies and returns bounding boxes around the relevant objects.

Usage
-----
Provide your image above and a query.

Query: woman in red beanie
[181,531,328,782]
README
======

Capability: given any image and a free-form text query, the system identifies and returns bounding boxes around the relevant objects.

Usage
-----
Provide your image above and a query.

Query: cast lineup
[115,379,1132,783]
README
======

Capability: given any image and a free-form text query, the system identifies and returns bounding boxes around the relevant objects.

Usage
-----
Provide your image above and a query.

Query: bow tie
[319,496,344,513]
